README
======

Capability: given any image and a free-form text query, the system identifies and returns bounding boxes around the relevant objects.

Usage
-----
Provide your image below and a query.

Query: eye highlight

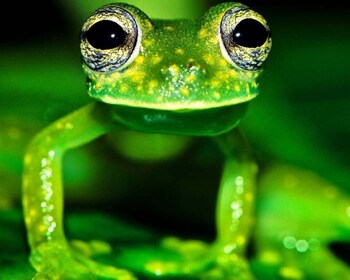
[80,5,141,73]
[219,6,272,71]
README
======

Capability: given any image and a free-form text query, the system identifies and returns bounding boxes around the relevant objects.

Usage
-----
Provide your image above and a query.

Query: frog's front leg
[22,102,135,280]
[146,129,257,279]
[209,128,257,279]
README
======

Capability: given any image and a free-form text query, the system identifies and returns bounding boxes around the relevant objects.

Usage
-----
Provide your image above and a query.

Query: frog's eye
[219,6,272,71]
[80,5,141,73]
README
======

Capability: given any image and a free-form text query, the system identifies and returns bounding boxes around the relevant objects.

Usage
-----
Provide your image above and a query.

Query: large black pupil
[86,20,127,50]
[231,18,268,48]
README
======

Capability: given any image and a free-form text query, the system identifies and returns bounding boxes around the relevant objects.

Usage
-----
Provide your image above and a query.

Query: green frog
[22,1,271,279]
[19,1,350,279]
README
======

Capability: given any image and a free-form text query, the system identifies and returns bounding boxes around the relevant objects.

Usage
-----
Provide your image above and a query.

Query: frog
[21,1,273,279]
[10,0,350,279]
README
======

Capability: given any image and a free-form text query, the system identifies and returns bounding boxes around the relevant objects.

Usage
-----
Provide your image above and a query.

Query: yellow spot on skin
[151,55,162,65]
[258,250,281,264]
[216,71,229,81]
[148,80,158,93]
[180,87,190,96]
[55,122,63,130]
[203,54,215,65]
[145,20,153,30]
[175,48,185,55]
[29,209,37,217]
[164,26,175,31]
[280,267,303,279]
[245,84,251,94]
[65,122,73,130]
[131,72,145,84]
[245,192,254,203]
[211,80,220,88]
[229,71,238,78]
[213,92,221,99]
[135,55,145,65]
[111,72,120,80]
[24,155,31,165]
[24,216,32,225]
[95,82,102,91]
[143,39,153,48]
[168,64,180,75]
[219,59,229,67]
[120,84,128,93]
[234,85,241,92]
[185,74,196,83]
[198,28,208,39]
[23,177,29,188]
[39,224,46,233]
[209,36,218,45]
[246,71,253,79]
[105,76,115,85]
[236,235,246,246]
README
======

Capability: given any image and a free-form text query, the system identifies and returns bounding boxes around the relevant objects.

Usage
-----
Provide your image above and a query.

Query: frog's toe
[143,237,211,276]
[80,257,137,280]
[32,263,95,280]
[70,239,112,258]
[201,253,253,280]
[144,237,254,279]
[32,258,136,280]
[160,236,210,259]
[30,241,136,280]
[145,254,253,279]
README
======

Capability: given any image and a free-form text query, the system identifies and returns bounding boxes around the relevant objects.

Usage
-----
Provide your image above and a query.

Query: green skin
[19,1,350,280]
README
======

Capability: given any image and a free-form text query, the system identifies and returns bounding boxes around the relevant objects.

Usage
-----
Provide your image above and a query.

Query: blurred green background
[0,0,349,278]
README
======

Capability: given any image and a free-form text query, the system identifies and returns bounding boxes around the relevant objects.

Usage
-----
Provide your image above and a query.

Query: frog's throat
[107,102,249,136]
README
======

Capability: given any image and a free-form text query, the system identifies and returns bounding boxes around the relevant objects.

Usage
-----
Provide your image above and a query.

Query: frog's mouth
[107,102,249,136]
[100,91,257,111]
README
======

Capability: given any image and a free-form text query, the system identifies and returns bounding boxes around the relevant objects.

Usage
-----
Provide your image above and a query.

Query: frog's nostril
[186,59,202,70]
[161,60,204,77]
[186,62,194,69]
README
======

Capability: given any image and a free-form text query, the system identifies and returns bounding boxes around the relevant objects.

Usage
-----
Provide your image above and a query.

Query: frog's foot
[144,237,212,275]
[30,241,136,280]
[145,237,254,279]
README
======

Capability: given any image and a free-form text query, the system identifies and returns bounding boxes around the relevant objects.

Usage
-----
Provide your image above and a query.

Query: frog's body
[18,2,350,280]
[22,2,271,279]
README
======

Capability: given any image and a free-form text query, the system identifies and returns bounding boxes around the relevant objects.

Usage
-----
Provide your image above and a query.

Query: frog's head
[80,2,272,135]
